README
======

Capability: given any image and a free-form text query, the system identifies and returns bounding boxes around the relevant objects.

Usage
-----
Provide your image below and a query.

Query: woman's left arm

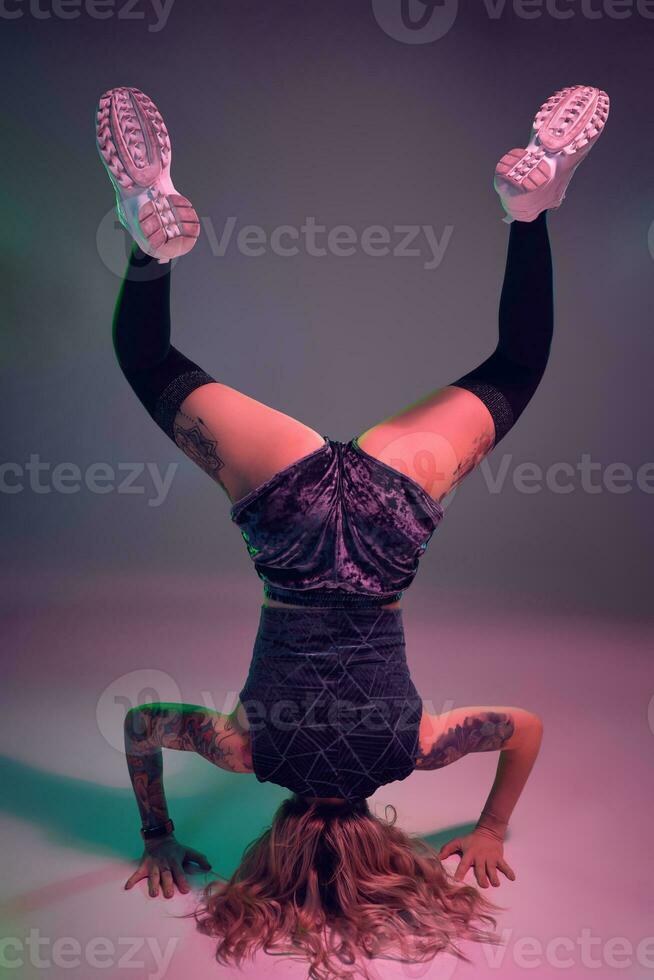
[472,709,544,842]
[415,706,543,887]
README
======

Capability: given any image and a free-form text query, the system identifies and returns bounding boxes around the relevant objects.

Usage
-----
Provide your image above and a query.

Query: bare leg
[112,244,325,507]
[354,211,553,503]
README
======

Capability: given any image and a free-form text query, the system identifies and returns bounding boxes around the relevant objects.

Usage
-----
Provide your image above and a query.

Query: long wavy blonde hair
[192,794,505,979]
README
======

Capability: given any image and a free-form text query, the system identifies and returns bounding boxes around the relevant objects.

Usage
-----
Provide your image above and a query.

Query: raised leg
[354,211,554,503]
[112,244,325,507]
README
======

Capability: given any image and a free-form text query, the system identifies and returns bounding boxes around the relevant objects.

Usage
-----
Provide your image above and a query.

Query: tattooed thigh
[451,430,495,488]
[173,411,226,483]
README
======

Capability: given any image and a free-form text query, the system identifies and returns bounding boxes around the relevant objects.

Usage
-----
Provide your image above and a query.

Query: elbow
[123,706,137,740]
[524,710,544,749]
[124,703,153,739]
[506,709,543,751]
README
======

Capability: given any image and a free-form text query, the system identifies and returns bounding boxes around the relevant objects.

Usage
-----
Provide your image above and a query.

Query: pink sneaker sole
[494,85,610,222]
[96,87,200,260]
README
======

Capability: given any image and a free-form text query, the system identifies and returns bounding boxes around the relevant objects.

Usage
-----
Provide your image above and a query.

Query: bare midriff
[262,592,402,611]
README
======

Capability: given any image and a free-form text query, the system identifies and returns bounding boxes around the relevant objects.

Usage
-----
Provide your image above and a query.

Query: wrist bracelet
[141,819,175,841]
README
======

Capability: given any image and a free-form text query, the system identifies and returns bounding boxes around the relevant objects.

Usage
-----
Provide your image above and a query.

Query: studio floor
[1,569,651,980]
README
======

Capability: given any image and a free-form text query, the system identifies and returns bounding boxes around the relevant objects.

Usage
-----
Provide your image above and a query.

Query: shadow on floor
[0,753,497,891]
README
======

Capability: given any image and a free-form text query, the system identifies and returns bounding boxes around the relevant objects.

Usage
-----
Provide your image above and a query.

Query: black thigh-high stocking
[450,210,554,445]
[112,244,216,441]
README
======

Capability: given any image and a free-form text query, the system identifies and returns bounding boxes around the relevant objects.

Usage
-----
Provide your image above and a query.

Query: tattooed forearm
[124,708,171,829]
[124,703,252,827]
[415,711,515,770]
[173,412,226,481]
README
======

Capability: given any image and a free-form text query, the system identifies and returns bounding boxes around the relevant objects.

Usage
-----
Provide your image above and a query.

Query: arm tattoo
[124,713,168,829]
[125,704,252,829]
[415,711,515,770]
[173,412,225,480]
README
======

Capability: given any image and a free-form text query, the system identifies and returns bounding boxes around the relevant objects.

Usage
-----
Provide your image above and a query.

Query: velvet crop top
[230,436,444,607]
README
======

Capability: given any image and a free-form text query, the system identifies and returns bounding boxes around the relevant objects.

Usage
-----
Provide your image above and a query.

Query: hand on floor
[438,828,516,889]
[124,835,212,898]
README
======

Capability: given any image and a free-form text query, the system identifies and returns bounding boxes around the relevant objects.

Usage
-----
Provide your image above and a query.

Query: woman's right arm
[123,702,252,897]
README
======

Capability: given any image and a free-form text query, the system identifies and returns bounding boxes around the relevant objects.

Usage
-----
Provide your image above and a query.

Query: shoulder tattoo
[416,710,515,770]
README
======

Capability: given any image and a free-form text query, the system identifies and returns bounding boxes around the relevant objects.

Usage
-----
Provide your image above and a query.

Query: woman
[97,84,609,975]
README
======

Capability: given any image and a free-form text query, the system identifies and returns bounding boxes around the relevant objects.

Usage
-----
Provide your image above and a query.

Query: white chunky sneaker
[95,86,200,261]
[494,84,610,223]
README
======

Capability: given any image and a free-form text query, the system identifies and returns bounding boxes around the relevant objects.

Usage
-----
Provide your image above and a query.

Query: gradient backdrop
[1,2,653,978]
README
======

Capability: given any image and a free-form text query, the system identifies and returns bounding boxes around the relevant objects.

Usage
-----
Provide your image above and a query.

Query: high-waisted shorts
[238,604,423,802]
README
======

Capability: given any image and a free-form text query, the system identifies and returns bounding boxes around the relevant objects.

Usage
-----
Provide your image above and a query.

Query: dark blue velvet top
[230,436,444,606]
